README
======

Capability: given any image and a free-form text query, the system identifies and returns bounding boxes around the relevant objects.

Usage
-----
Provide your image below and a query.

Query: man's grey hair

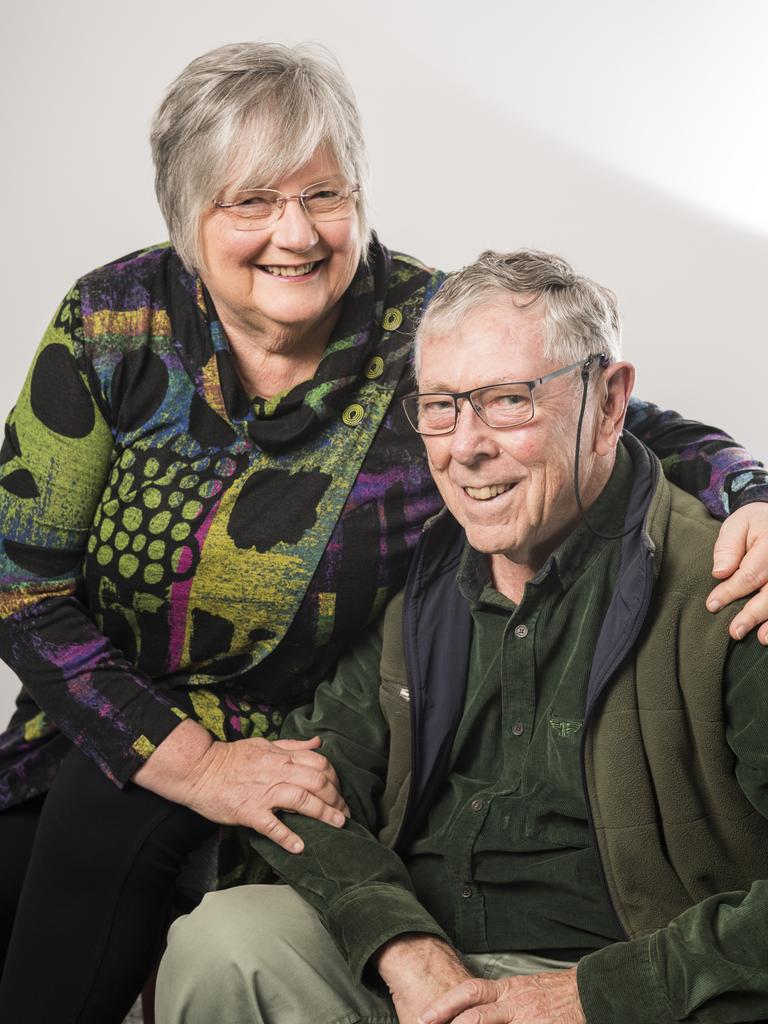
[415,249,622,376]
[151,42,370,272]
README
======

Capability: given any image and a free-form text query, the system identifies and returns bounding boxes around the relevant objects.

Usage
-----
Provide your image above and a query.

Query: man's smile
[463,482,516,501]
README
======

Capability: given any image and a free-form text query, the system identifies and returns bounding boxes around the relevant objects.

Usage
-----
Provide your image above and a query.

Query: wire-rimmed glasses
[212,177,360,230]
[402,354,608,435]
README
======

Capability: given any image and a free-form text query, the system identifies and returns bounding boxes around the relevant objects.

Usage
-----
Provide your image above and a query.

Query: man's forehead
[418,298,547,387]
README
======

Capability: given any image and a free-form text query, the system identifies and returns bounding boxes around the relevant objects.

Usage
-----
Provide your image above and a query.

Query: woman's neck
[219,303,341,400]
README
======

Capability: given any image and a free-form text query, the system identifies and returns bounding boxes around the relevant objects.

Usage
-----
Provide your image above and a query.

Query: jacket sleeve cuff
[730,482,768,513]
[327,883,451,990]
[576,936,675,1024]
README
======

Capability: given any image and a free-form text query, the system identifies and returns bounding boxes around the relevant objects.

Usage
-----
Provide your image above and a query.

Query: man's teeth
[465,483,513,501]
[262,262,317,277]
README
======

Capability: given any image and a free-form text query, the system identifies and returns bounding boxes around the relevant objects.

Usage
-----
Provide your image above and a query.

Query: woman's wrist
[132,718,215,801]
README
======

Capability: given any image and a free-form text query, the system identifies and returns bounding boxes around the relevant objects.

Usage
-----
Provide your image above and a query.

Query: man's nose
[448,399,495,462]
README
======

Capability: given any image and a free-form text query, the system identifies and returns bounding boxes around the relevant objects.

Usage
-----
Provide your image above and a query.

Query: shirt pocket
[522,713,589,849]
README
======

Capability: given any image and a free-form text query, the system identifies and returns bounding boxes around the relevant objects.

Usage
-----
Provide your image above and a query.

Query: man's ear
[594,362,635,455]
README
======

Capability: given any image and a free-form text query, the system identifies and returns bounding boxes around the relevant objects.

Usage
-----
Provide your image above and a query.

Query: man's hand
[415,966,585,1024]
[376,934,471,1024]
[133,720,349,852]
[708,504,768,644]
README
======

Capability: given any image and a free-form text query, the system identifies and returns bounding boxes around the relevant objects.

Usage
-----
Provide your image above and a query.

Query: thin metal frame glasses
[212,178,360,230]
[402,354,607,435]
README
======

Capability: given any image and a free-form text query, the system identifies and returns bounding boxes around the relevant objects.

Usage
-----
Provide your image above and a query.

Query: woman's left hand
[708,503,768,644]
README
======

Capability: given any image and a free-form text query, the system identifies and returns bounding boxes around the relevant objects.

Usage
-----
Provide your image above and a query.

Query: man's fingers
[452,1005,515,1024]
[417,978,500,1024]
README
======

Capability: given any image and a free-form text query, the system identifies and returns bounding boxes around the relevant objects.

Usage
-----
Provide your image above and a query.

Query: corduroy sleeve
[248,622,450,988]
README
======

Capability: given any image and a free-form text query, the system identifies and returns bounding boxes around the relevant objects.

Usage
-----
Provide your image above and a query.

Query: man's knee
[158,886,320,1003]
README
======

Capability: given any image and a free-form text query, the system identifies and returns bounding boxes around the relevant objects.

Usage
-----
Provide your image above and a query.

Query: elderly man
[157,250,768,1024]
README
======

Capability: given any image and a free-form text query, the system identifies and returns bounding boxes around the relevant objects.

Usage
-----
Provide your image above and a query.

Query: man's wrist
[376,933,465,993]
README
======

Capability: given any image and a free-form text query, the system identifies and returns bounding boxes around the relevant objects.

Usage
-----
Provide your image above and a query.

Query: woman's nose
[270,198,319,252]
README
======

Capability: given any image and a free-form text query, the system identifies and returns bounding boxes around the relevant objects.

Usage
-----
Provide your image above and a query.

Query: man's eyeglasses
[402,354,608,436]
[213,177,360,230]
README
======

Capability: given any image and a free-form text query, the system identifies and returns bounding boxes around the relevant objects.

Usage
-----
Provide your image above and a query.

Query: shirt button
[470,798,484,813]
[461,885,473,898]
[342,403,365,426]
[514,624,529,638]
[382,307,403,331]
[512,721,525,736]
[365,355,385,379]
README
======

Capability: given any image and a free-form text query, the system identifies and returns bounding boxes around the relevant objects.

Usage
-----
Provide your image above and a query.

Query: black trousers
[0,744,216,1024]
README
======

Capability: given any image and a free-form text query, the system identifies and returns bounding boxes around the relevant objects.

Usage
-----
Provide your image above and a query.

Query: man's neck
[489,453,618,604]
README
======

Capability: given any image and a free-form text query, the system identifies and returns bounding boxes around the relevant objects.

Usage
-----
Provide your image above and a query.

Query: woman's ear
[594,362,635,455]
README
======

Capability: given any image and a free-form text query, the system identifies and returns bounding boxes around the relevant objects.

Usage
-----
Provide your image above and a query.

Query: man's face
[419,296,594,575]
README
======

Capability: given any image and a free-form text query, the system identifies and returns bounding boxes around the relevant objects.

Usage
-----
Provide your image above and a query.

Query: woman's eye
[238,194,272,207]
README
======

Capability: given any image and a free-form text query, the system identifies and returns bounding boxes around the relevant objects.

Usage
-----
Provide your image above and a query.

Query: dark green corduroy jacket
[375,437,768,939]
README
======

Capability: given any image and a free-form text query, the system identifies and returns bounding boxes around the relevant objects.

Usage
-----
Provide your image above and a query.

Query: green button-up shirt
[405,446,633,956]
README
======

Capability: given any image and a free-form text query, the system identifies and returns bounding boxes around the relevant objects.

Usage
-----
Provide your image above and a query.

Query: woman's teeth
[262,262,317,277]
[465,483,513,501]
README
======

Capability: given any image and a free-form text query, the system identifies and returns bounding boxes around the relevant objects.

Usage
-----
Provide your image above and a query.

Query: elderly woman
[0,41,766,1024]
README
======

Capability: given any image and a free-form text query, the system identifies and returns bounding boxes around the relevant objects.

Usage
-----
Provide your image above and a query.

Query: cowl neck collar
[167,237,392,452]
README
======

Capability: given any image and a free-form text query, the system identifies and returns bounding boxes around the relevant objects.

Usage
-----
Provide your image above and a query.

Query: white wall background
[1,0,766,725]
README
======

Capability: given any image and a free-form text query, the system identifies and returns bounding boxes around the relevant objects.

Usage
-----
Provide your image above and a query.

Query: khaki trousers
[155,885,574,1024]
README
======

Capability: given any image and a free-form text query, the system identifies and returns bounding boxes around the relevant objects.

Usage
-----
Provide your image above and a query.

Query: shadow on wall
[364,61,766,462]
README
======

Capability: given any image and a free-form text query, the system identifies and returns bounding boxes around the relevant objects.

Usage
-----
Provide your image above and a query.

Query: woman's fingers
[248,785,348,851]
[274,762,349,814]
[271,736,322,751]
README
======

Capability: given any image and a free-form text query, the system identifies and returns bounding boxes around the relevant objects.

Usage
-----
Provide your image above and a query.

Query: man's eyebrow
[418,376,528,392]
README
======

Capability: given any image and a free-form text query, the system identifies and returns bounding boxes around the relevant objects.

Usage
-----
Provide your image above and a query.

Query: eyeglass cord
[572,363,641,542]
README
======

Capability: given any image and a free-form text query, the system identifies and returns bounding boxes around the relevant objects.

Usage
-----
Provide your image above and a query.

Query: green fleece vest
[377,477,768,938]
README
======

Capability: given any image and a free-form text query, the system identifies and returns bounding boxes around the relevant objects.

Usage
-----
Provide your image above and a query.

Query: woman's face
[198,150,362,343]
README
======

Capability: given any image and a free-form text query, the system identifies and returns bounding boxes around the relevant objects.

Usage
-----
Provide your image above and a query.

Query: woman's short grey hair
[415,249,622,376]
[151,42,370,271]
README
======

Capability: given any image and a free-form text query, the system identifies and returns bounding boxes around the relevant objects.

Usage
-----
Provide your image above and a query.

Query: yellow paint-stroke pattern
[132,735,157,758]
[83,308,171,339]
[23,711,49,742]
[200,355,229,421]
[189,689,227,740]
[315,592,336,645]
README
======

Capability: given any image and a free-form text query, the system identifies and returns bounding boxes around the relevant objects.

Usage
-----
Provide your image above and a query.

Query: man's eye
[495,393,526,406]
[422,398,453,413]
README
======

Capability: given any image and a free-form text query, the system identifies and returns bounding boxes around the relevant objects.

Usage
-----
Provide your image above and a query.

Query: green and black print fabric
[0,240,444,806]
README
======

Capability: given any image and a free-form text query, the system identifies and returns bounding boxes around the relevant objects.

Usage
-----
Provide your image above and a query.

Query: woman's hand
[133,720,349,852]
[708,503,768,644]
